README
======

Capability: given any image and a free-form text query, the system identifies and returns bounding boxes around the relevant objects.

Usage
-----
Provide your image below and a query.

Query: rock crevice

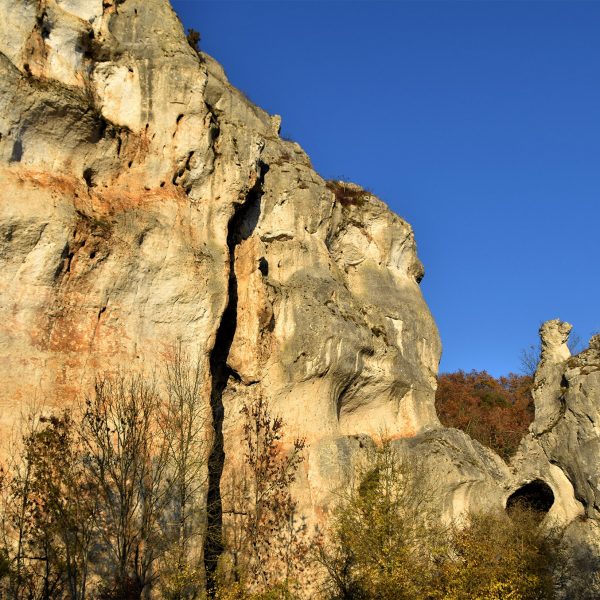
[1,3,599,596]
[204,160,267,579]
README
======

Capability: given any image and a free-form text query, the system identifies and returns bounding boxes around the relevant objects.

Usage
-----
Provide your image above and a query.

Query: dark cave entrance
[506,480,555,520]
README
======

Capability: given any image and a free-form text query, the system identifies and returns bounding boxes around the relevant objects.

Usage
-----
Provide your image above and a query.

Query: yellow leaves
[160,558,204,600]
[437,510,555,600]
[318,441,558,600]
[215,581,298,600]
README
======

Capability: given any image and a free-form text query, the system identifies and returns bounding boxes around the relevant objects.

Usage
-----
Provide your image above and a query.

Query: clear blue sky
[172,0,600,376]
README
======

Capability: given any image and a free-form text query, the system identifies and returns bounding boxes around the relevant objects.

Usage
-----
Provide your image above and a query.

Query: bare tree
[219,395,307,596]
[26,412,97,600]
[80,373,170,599]
[159,344,210,600]
[520,330,583,376]
[0,353,213,600]
[1,412,44,600]
[0,407,98,600]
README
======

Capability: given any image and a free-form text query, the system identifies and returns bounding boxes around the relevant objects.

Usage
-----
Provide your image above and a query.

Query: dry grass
[326,180,370,208]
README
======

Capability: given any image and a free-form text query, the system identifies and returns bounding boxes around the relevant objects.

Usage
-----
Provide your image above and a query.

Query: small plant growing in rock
[326,180,370,208]
[187,28,201,54]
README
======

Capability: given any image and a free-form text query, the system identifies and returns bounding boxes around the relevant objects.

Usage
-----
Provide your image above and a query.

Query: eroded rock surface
[511,321,600,525]
[1,1,598,594]
[0,0,441,529]
[509,322,600,596]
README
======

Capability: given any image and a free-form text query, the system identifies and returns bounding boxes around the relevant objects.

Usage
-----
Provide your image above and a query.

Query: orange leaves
[435,371,534,460]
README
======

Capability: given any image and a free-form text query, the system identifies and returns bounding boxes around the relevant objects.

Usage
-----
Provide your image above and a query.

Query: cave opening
[204,161,268,593]
[506,479,554,521]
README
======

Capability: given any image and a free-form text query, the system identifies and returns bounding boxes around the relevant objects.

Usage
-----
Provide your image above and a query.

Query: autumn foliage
[435,370,534,459]
[217,395,308,599]
[317,441,559,600]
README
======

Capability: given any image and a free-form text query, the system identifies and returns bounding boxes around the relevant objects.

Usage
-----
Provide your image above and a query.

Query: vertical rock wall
[0,0,441,526]
[1,3,598,594]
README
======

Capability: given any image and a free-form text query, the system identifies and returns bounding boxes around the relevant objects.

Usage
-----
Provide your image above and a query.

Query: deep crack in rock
[204,161,268,590]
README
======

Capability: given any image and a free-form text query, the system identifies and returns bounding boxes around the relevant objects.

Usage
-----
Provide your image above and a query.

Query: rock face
[1,0,599,594]
[0,0,440,522]
[511,320,600,525]
[510,323,600,594]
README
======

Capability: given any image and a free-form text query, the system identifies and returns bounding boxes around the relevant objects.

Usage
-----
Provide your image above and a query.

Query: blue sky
[172,0,600,376]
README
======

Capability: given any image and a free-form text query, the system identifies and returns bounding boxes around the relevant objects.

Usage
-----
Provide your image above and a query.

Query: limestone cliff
[510,323,600,595]
[0,0,440,440]
[0,0,443,540]
[1,1,599,595]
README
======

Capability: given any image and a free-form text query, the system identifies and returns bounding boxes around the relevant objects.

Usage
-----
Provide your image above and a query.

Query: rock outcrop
[0,0,441,532]
[0,0,598,595]
[511,320,600,524]
[510,323,600,595]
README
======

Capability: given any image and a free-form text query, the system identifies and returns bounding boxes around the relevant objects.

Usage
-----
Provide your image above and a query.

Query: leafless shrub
[218,395,308,598]
[326,181,370,208]
[159,343,210,600]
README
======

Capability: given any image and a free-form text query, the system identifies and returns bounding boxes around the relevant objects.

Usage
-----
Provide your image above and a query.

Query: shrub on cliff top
[187,28,201,54]
[326,180,370,208]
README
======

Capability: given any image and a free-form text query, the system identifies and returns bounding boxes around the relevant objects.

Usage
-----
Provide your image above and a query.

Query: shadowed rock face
[0,0,440,513]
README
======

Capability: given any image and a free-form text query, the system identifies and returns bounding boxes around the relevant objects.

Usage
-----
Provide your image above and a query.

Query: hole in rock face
[258,256,268,276]
[38,11,51,39]
[82,168,95,187]
[10,139,23,162]
[506,479,554,518]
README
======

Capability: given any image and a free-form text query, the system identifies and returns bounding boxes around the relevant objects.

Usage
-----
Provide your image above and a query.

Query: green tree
[317,441,442,600]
